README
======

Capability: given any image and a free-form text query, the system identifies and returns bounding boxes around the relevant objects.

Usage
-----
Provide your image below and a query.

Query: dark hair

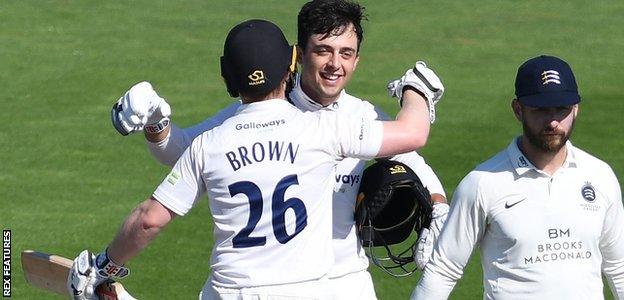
[298,0,367,52]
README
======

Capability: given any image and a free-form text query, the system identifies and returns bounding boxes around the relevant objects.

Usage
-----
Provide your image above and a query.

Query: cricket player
[69,19,444,299]
[412,55,624,300]
[111,1,449,297]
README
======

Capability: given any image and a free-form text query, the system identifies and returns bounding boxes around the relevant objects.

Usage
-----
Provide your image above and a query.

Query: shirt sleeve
[390,152,446,197]
[328,111,383,160]
[370,102,446,196]
[412,172,487,299]
[146,101,241,166]
[152,136,207,216]
[600,169,624,299]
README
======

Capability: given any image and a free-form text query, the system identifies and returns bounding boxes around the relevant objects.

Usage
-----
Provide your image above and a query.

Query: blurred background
[2,1,622,298]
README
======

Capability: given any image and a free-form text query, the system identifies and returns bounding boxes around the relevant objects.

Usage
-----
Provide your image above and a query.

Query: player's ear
[296,45,303,64]
[512,98,522,121]
[353,54,360,71]
[573,104,579,118]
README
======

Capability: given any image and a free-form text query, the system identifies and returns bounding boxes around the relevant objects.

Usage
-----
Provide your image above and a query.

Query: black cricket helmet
[355,159,433,277]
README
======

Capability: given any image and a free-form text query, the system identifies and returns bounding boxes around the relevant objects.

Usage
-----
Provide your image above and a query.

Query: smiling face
[299,23,360,106]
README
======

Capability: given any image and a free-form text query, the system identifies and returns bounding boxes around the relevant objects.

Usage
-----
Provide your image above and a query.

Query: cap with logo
[515,55,581,107]
[221,19,296,97]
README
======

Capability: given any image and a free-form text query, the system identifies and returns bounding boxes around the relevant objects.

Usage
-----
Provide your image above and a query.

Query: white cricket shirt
[153,99,383,288]
[147,80,446,280]
[412,138,624,300]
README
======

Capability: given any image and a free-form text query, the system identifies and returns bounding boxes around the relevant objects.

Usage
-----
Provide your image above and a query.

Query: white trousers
[199,270,377,300]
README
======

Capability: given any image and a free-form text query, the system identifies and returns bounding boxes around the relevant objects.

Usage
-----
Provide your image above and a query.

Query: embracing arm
[111,81,241,166]
[146,102,241,166]
[145,102,241,166]
[377,88,431,156]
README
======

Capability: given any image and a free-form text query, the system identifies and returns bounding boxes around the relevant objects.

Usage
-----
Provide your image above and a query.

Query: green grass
[2,0,623,299]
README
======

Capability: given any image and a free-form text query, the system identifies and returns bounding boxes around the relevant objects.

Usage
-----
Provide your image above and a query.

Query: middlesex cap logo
[389,165,407,174]
[248,70,266,86]
[581,182,596,202]
[541,70,561,85]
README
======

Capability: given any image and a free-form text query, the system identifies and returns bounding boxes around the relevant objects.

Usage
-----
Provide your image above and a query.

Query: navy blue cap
[515,55,580,107]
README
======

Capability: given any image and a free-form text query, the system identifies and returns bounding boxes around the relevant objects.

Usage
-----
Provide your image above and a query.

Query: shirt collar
[235,98,292,114]
[506,137,578,176]
[289,74,344,112]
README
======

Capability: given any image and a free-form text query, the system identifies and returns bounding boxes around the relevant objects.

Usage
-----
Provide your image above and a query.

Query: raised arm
[378,61,445,157]
[377,89,430,156]
[110,81,241,166]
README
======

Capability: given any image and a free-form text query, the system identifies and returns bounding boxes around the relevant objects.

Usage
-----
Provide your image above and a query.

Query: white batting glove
[387,61,444,123]
[67,250,129,300]
[111,81,171,135]
[414,202,449,270]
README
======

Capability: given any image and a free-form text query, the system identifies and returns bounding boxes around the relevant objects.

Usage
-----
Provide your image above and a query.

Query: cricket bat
[21,250,137,300]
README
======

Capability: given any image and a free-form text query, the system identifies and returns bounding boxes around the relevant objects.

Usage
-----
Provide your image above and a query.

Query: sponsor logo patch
[166,171,181,185]
[248,70,265,86]
[235,119,285,130]
[389,165,407,174]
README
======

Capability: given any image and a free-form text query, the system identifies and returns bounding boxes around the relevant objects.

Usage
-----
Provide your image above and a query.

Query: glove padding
[387,61,444,123]
[111,81,171,135]
[414,202,449,270]
[67,250,129,300]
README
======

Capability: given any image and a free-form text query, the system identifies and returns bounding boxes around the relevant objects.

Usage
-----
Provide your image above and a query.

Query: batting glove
[111,81,171,135]
[414,202,449,270]
[387,61,444,123]
[67,250,129,300]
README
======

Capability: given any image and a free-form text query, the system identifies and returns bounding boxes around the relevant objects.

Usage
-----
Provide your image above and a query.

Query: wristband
[95,250,130,279]
[144,118,170,134]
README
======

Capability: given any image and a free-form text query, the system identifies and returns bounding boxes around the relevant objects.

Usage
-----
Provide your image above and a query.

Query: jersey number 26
[228,174,308,248]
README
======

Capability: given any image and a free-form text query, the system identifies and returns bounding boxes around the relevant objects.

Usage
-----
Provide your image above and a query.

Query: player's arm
[335,62,442,159]
[377,61,445,157]
[111,81,241,166]
[371,104,446,201]
[376,88,431,156]
[145,102,240,166]
[68,139,206,299]
[67,198,175,300]
[106,197,176,265]
[411,173,487,300]
[108,137,208,264]
[599,171,624,299]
